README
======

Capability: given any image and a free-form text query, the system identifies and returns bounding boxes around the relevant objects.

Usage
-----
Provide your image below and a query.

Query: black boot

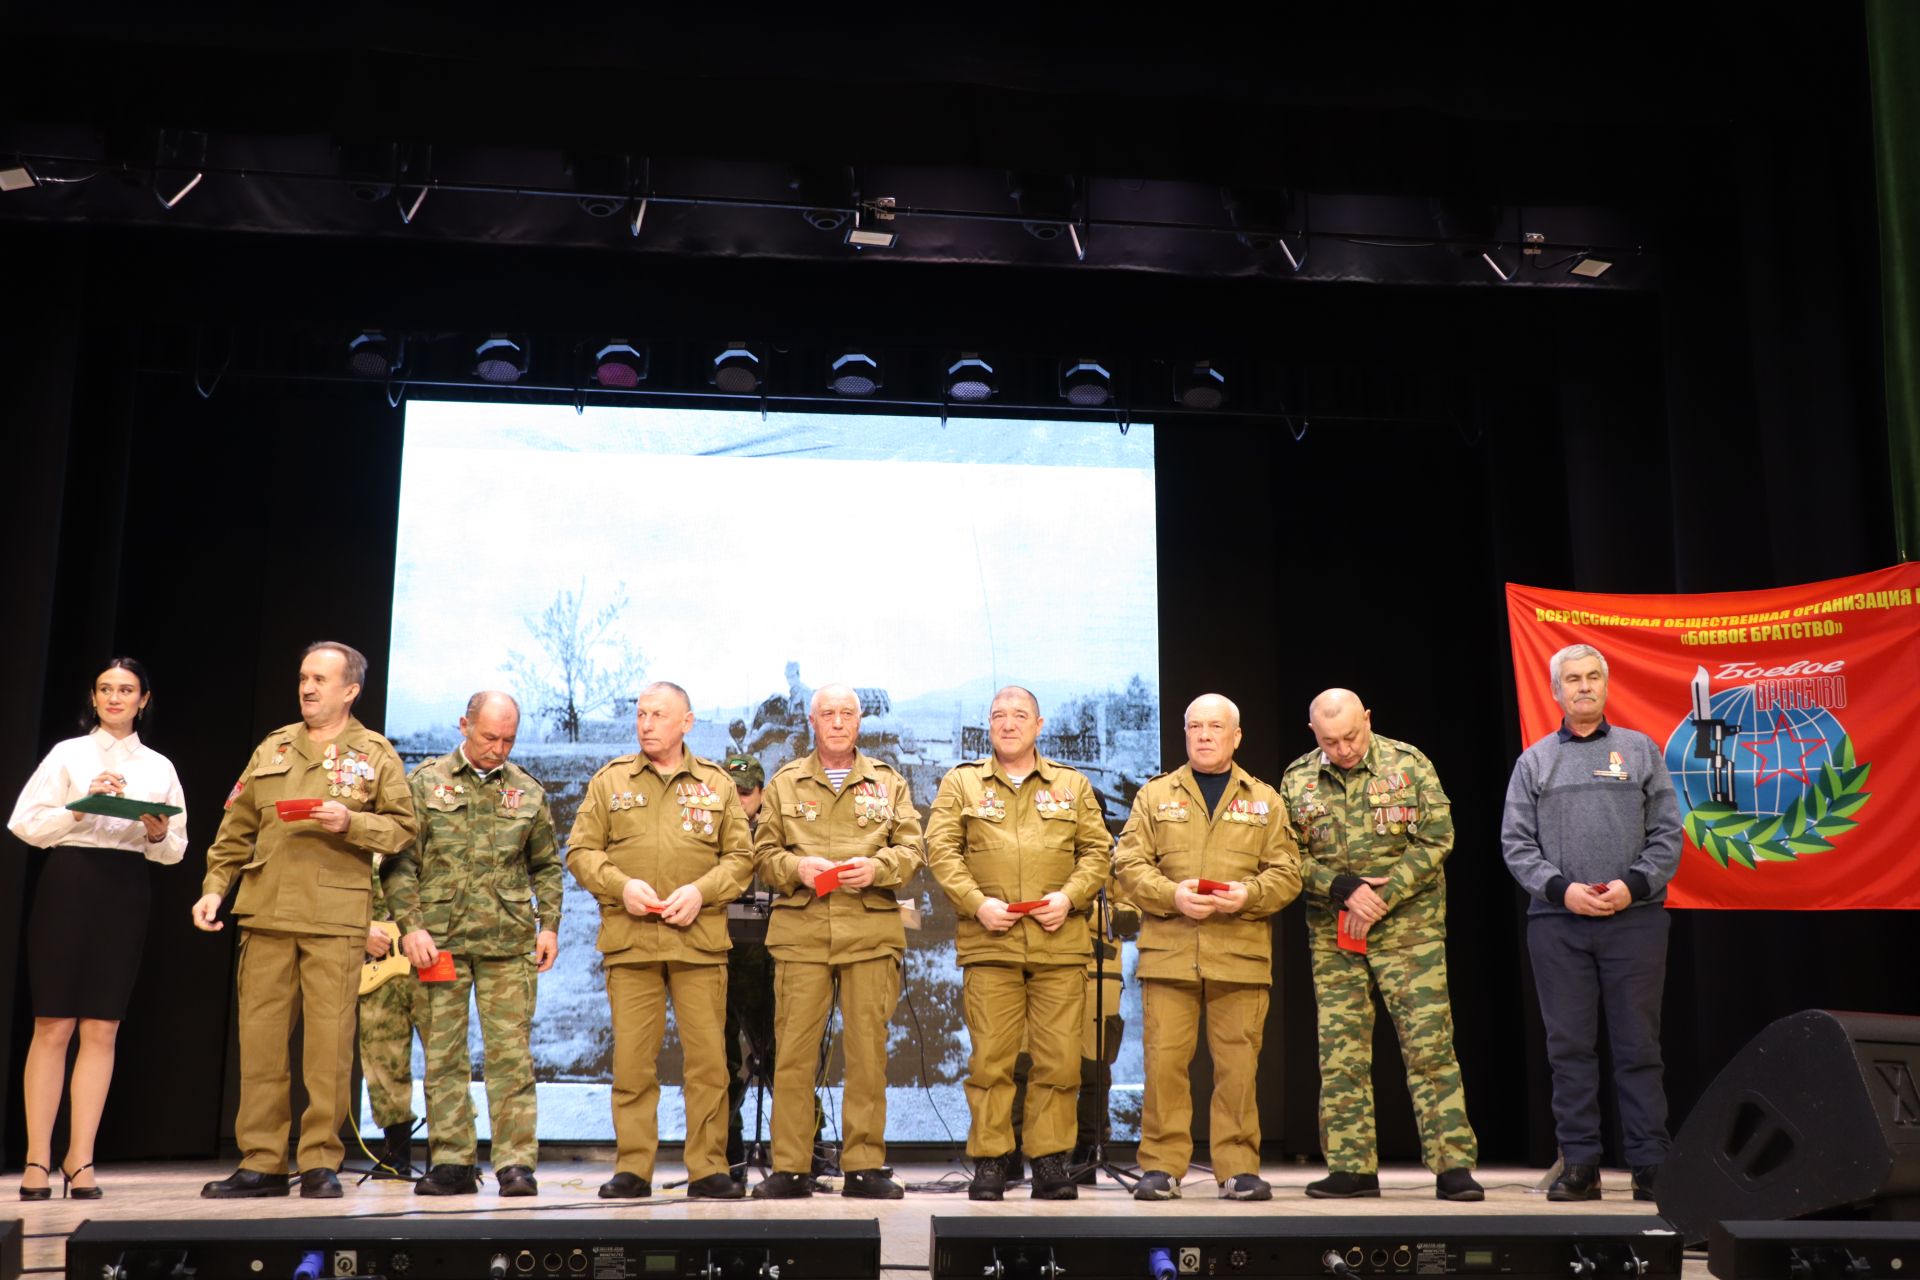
[376,1123,415,1178]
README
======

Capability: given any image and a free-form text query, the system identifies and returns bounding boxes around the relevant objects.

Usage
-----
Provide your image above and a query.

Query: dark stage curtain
[1869,0,1920,561]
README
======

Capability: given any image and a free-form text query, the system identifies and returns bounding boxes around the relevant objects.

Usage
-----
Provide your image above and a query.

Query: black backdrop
[4,41,1915,1167]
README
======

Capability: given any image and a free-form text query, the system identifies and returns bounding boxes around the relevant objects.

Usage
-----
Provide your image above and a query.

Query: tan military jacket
[925,754,1111,967]
[753,750,924,965]
[384,750,564,957]
[1113,762,1302,985]
[1279,733,1453,951]
[566,751,753,966]
[202,718,418,937]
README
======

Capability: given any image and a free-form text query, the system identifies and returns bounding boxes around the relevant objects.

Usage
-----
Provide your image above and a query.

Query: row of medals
[323,742,372,800]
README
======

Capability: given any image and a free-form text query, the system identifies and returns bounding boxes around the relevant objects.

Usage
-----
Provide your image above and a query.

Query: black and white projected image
[373,402,1161,1143]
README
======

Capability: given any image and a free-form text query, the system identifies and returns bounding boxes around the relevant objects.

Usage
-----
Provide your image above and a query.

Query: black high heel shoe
[18,1161,52,1201]
[62,1162,102,1200]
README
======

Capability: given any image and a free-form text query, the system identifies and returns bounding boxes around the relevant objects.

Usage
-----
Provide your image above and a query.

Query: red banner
[1506,564,1920,910]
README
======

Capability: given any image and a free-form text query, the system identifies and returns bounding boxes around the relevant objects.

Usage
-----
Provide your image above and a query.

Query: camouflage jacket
[202,718,418,938]
[382,750,563,957]
[567,751,753,965]
[754,750,924,965]
[1279,733,1453,950]
[925,755,1111,967]
[1113,763,1301,986]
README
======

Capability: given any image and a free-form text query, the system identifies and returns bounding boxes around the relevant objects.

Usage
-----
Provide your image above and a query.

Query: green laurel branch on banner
[1683,736,1872,869]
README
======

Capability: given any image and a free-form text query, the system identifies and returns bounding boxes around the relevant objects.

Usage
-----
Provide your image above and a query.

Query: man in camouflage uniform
[358,855,427,1177]
[926,686,1112,1201]
[1279,689,1481,1202]
[1114,693,1301,1203]
[384,691,563,1198]
[750,683,924,1201]
[566,682,754,1201]
[193,641,419,1200]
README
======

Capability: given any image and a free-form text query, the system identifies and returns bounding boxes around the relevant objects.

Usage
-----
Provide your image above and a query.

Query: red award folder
[418,951,457,983]
[1196,878,1232,894]
[1006,899,1047,914]
[812,863,857,894]
[274,798,323,822]
[1337,910,1368,954]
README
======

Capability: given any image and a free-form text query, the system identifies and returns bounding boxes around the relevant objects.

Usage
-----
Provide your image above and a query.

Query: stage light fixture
[845,197,898,249]
[828,352,881,396]
[1060,359,1113,407]
[792,164,857,232]
[1009,172,1078,242]
[1175,360,1226,410]
[472,335,527,384]
[567,152,632,218]
[1570,255,1614,278]
[946,354,996,402]
[593,341,648,388]
[711,343,762,395]
[1,163,36,193]
[346,331,399,378]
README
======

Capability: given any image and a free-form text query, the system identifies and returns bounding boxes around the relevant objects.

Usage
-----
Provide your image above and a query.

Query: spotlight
[791,164,856,232]
[593,341,648,388]
[1060,359,1112,407]
[946,354,996,402]
[1175,360,1226,410]
[346,330,398,378]
[566,152,632,218]
[473,335,527,384]
[828,352,881,396]
[1570,255,1614,278]
[711,343,762,395]
[1008,172,1079,242]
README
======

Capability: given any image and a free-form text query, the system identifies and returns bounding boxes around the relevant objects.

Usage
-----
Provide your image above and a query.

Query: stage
[6,1160,1698,1276]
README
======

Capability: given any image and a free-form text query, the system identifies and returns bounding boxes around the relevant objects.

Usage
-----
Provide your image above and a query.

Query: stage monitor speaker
[65,1218,879,1280]
[929,1215,1681,1280]
[1708,1220,1920,1280]
[3,1217,21,1280]
[1659,1009,1920,1245]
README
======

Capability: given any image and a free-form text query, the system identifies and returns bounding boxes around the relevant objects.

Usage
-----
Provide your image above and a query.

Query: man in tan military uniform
[751,683,924,1200]
[1281,689,1482,1202]
[566,682,753,1200]
[1114,693,1301,1202]
[926,685,1110,1201]
[193,641,418,1199]
[386,690,563,1198]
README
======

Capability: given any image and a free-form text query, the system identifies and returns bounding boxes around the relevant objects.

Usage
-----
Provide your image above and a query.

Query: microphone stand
[1070,884,1139,1189]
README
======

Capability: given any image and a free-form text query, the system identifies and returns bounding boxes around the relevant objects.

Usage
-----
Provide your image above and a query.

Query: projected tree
[503,581,647,743]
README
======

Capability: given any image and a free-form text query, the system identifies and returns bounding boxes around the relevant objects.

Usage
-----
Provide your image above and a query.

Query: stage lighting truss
[473,334,528,384]
[828,351,882,396]
[1060,359,1113,407]
[711,343,763,395]
[1175,360,1226,410]
[593,340,648,388]
[346,330,400,379]
[946,354,996,403]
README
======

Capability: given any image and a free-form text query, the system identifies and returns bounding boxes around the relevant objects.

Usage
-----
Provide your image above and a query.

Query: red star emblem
[1740,713,1827,786]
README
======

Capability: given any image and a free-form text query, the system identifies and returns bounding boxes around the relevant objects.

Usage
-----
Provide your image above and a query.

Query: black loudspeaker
[2,1218,20,1280]
[1660,1009,1920,1244]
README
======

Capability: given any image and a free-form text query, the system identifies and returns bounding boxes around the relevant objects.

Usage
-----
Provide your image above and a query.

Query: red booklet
[812,863,858,894]
[275,798,323,821]
[1337,910,1368,954]
[417,951,457,983]
[1196,878,1232,894]
[1006,899,1047,914]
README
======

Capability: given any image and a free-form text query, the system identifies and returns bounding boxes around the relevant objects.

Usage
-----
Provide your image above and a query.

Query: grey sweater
[1501,721,1684,915]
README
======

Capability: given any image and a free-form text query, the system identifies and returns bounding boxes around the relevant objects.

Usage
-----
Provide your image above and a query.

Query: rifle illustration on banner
[1688,665,1738,805]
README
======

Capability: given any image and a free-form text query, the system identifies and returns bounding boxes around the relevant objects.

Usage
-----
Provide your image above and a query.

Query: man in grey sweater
[1501,643,1682,1204]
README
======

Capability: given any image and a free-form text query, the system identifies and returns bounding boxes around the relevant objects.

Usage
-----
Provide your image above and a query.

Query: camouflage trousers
[1311,933,1477,1175]
[421,954,539,1170]
[358,969,428,1129]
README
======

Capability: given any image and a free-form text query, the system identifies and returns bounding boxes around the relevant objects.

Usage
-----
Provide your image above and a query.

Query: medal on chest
[612,789,643,811]
[1156,797,1190,821]
[978,785,1006,819]
[854,780,887,827]
[677,781,716,835]
[502,787,523,811]
[325,745,374,801]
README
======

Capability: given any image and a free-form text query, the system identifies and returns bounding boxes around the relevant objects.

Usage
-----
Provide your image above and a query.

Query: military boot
[374,1123,415,1178]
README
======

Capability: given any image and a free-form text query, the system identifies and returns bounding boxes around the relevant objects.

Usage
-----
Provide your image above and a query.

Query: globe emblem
[1662,687,1846,817]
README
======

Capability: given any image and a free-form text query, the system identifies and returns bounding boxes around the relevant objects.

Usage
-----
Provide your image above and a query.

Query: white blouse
[7,728,189,865]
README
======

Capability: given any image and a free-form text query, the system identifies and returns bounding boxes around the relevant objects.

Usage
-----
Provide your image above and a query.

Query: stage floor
[6,1159,1698,1275]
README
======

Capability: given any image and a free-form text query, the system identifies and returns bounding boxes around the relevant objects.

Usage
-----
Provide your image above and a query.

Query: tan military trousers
[963,961,1082,1158]
[235,929,361,1173]
[605,961,729,1181]
[772,955,900,1174]
[1139,977,1269,1182]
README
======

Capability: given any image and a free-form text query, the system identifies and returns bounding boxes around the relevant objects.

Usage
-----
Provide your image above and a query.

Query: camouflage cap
[723,752,765,790]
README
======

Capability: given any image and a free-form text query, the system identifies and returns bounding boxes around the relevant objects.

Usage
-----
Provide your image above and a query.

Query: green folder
[64,794,183,820]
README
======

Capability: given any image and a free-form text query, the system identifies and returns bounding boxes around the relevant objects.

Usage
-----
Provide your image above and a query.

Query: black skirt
[27,846,152,1020]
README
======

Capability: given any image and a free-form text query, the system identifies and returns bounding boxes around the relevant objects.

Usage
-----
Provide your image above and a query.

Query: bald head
[1309,687,1372,770]
[459,689,522,772]
[465,689,520,721]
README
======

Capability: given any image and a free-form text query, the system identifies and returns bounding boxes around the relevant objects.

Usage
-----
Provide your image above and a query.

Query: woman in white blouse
[7,658,187,1200]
